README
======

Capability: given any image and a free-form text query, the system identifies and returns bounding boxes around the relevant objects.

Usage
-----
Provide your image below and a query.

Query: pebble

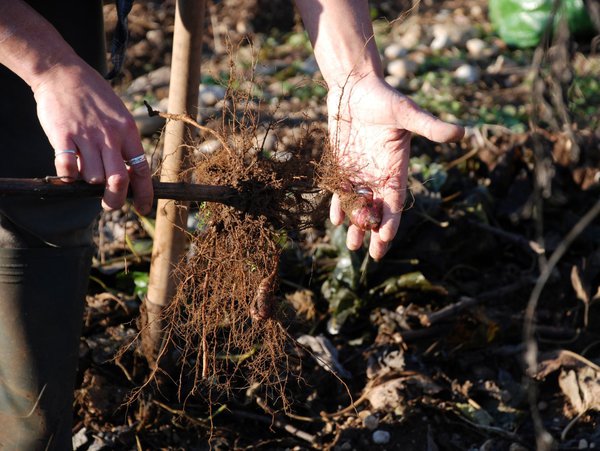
[363,414,379,431]
[198,84,226,107]
[580,439,589,449]
[385,75,404,90]
[386,59,417,79]
[372,430,391,445]
[399,24,422,49]
[431,23,473,49]
[271,150,293,163]
[466,38,487,58]
[430,32,450,51]
[146,29,164,47]
[196,139,222,155]
[454,64,480,84]
[256,131,277,153]
[383,43,407,60]
[127,65,171,95]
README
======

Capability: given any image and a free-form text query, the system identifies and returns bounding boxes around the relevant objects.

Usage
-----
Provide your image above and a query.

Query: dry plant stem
[145,101,234,155]
[467,219,544,255]
[423,276,535,326]
[0,177,240,204]
[144,0,206,367]
[230,409,317,445]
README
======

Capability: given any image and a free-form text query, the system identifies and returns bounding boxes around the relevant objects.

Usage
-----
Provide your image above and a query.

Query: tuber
[340,186,382,231]
[250,262,278,321]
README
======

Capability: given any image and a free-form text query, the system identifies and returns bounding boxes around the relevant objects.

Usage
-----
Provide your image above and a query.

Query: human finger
[346,224,364,251]
[75,139,105,184]
[330,192,345,226]
[125,153,153,215]
[377,159,409,243]
[121,119,153,214]
[48,131,81,182]
[395,97,465,143]
[53,147,79,182]
[100,146,130,211]
[377,191,403,243]
[368,231,390,261]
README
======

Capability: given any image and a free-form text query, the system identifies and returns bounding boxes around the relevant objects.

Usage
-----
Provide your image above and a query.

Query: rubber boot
[0,246,93,451]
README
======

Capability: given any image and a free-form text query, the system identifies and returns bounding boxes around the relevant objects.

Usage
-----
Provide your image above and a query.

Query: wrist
[0,0,81,91]
[27,52,84,93]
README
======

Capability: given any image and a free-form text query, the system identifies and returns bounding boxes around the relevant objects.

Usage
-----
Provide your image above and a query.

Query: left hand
[327,74,464,260]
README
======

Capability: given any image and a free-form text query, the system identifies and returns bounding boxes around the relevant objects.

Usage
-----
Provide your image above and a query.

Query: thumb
[394,96,464,143]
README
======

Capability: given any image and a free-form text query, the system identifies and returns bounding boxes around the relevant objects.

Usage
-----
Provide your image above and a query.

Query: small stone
[471,5,484,18]
[363,414,379,431]
[430,33,450,50]
[466,38,487,58]
[372,430,391,445]
[146,29,164,47]
[383,43,407,60]
[127,66,171,95]
[386,59,417,79]
[196,139,222,154]
[256,131,277,153]
[431,23,473,48]
[271,150,292,163]
[454,64,480,84]
[199,84,226,107]
[339,441,352,451]
[399,24,422,49]
[579,439,589,449]
[385,75,404,90]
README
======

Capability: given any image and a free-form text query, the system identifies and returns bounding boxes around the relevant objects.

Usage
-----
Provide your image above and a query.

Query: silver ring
[54,149,77,157]
[125,154,147,166]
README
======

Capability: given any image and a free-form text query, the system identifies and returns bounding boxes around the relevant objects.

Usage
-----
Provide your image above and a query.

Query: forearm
[0,0,81,90]
[294,0,383,88]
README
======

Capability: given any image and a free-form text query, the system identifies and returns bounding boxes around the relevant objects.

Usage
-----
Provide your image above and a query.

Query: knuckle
[121,116,139,134]
[107,172,129,191]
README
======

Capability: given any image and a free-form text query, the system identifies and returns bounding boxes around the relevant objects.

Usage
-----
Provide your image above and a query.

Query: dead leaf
[297,334,351,379]
[365,378,406,411]
[537,350,600,415]
[570,265,589,304]
[558,366,600,414]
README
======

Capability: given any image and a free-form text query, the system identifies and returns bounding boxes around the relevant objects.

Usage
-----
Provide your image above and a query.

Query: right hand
[32,61,153,214]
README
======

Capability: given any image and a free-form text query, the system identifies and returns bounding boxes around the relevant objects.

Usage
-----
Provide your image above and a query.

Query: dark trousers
[0,2,105,450]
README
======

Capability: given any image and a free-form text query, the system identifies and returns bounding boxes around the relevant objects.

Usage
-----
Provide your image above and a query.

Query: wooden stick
[0,177,240,205]
[144,0,207,367]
